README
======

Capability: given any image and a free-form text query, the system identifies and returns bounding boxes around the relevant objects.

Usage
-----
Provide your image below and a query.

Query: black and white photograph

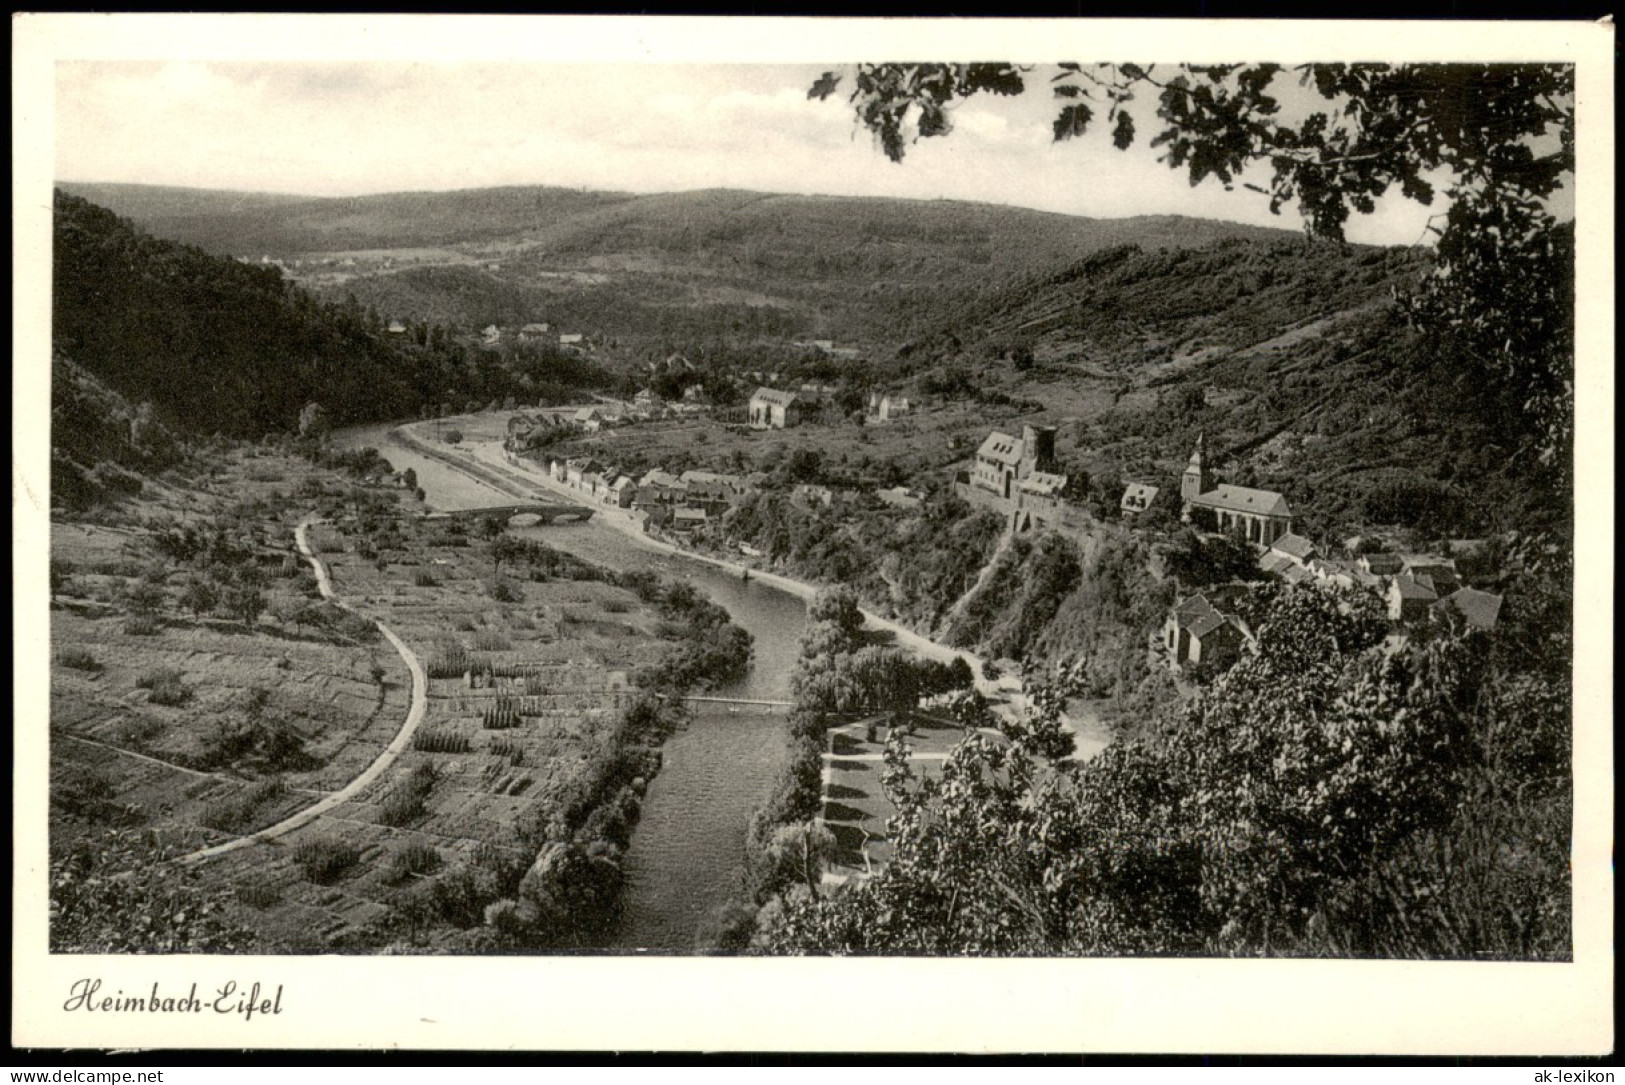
[12,14,1613,1054]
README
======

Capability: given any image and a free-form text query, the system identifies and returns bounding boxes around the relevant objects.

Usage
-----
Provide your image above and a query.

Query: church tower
[1181,434,1210,504]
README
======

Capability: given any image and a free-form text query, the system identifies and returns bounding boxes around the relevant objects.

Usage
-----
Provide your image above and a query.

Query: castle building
[1180,434,1293,547]
[971,424,1058,501]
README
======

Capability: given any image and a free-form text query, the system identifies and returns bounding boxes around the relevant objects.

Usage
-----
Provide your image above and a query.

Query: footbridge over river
[424,504,595,525]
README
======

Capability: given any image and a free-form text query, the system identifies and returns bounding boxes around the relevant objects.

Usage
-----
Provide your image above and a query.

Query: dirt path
[939,526,1015,641]
[173,515,428,865]
[58,732,219,780]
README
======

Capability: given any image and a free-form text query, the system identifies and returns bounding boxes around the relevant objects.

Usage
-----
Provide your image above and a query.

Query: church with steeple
[1180,434,1293,546]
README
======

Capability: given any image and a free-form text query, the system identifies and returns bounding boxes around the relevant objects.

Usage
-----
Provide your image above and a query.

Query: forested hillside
[53,192,425,436]
[58,182,1300,342]
[51,192,618,443]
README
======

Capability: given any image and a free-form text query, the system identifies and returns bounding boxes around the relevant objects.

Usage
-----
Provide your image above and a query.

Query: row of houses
[1254,531,1502,630]
[545,459,763,537]
[746,385,915,430]
[1167,538,1505,674]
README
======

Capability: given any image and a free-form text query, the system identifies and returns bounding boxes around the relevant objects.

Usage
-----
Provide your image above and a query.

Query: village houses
[1163,593,1249,674]
[1120,482,1160,516]
[749,387,802,430]
[867,392,912,424]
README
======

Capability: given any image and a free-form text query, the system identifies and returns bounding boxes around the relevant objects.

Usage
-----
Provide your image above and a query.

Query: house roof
[1190,484,1292,518]
[520,322,549,333]
[1432,587,1503,631]
[1391,573,1439,601]
[1121,482,1160,508]
[680,470,741,489]
[1400,554,1456,571]
[751,387,799,408]
[1362,553,1404,575]
[1019,471,1068,497]
[611,476,637,491]
[1258,551,1295,575]
[976,431,1024,466]
[573,407,601,421]
[1271,532,1316,560]
[1173,594,1222,629]
[1173,595,1240,641]
[673,506,708,521]
[1281,563,1315,584]
[639,470,686,489]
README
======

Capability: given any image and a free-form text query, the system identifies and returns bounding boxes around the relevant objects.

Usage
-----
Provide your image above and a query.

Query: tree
[490,534,527,578]
[224,584,266,630]
[298,402,329,439]
[180,576,219,619]
[810,62,1574,467]
[755,584,1513,958]
[806,585,865,643]
[124,581,165,616]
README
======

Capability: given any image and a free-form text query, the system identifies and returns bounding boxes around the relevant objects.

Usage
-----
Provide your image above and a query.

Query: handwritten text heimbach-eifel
[63,979,284,1021]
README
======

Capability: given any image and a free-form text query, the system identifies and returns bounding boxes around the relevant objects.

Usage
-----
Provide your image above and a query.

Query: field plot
[49,442,705,953]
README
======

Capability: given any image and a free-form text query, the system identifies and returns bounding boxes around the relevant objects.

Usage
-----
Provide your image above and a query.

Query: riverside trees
[756,582,1570,958]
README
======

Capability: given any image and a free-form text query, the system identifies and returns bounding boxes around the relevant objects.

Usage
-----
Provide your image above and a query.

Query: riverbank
[426,423,990,674]
[430,421,1107,752]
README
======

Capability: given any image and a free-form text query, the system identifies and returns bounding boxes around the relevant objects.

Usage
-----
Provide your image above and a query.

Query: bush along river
[336,423,806,952]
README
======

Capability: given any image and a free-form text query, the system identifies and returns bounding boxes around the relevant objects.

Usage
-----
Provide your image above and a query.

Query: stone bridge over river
[423,504,595,525]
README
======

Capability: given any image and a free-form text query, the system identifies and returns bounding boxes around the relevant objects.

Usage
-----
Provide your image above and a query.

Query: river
[336,422,806,952]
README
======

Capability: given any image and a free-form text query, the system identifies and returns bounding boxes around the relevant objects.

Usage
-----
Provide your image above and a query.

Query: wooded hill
[57,182,1299,339]
[51,192,618,451]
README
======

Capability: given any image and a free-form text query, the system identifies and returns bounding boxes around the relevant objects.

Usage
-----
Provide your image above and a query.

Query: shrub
[114,716,164,746]
[136,667,190,706]
[413,569,440,588]
[123,615,161,636]
[482,696,521,730]
[384,841,443,883]
[443,429,463,445]
[473,631,512,652]
[52,764,119,820]
[412,728,471,754]
[426,642,473,680]
[234,879,282,909]
[199,777,288,833]
[489,734,525,766]
[487,578,522,603]
[57,647,102,673]
[379,763,438,827]
[292,837,361,884]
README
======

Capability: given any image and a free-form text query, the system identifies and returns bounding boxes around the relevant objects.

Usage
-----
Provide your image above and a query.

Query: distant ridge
[57,180,1302,261]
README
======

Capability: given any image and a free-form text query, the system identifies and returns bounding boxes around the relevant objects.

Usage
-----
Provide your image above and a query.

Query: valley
[43,177,1574,961]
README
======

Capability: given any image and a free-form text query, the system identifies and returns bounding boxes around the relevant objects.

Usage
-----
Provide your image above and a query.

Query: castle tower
[1020,424,1058,478]
[1181,434,1210,504]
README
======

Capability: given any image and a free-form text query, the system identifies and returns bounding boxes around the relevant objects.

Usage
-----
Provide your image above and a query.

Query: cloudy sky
[55,58,1469,246]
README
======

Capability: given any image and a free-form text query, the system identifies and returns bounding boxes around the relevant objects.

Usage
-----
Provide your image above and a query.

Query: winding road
[173,515,428,864]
